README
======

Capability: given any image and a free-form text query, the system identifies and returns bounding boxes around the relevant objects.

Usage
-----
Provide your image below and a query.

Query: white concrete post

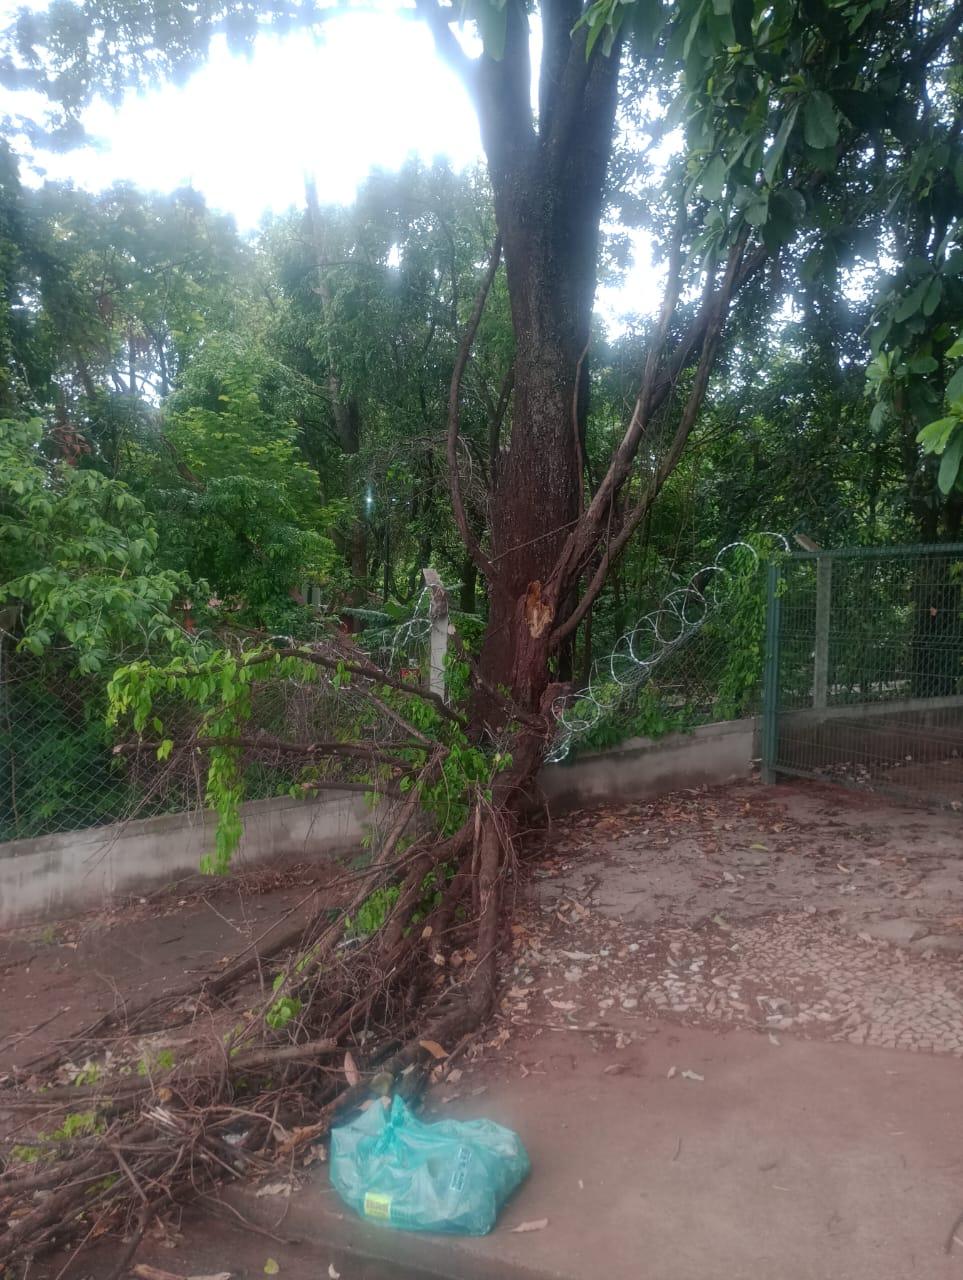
[422,568,449,701]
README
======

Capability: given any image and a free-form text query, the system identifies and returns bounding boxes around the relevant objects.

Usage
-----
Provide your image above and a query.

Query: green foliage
[345,867,448,938]
[107,645,267,871]
[11,1110,104,1164]
[106,633,511,874]
[265,994,303,1030]
[422,735,509,837]
[0,418,198,671]
[10,1143,42,1164]
[137,1048,175,1076]
[442,654,472,706]
[345,884,401,937]
[53,1111,104,1141]
[580,685,692,752]
[3,0,962,865]
[713,542,778,720]
[916,335,963,496]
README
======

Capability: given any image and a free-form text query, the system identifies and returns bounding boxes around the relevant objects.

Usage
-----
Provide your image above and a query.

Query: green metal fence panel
[768,543,963,809]
[760,559,782,785]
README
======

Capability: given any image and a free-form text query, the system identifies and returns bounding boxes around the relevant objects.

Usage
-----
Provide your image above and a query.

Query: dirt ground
[0,861,347,1077]
[3,777,963,1279]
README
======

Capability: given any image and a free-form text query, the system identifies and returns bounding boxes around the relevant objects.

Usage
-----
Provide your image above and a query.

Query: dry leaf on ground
[510,1218,549,1233]
[255,1180,292,1198]
[343,1051,360,1087]
[419,1039,449,1059]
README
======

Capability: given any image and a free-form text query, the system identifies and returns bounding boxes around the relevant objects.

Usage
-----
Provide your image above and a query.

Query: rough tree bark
[423,0,623,722]
[429,1,761,747]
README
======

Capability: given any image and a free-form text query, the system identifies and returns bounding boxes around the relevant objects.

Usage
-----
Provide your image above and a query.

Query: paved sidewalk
[241,1024,963,1280]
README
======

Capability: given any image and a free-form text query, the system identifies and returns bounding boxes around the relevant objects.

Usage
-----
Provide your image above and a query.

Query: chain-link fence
[0,648,433,844]
[0,595,443,844]
[0,648,139,842]
[2,546,774,841]
[12,540,959,844]
[762,544,963,808]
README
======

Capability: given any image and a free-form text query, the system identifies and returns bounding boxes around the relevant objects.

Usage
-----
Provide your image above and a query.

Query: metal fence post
[761,559,782,784]
[813,554,832,710]
[422,568,449,700]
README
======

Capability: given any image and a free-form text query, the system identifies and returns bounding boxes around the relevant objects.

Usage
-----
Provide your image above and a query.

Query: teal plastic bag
[329,1095,530,1235]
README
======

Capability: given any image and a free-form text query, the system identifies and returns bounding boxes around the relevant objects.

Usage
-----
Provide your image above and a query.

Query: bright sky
[1,6,660,328]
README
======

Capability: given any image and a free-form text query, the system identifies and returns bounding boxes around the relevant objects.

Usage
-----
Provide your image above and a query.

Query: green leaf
[908,355,938,374]
[917,415,958,454]
[803,91,839,150]
[807,145,838,172]
[763,105,799,186]
[946,365,963,403]
[869,401,889,432]
[947,337,963,358]
[700,154,728,201]
[682,0,707,61]
[938,431,963,494]
[628,0,664,48]
[731,0,753,43]
[922,276,942,317]
[894,279,931,323]
[745,193,769,227]
[834,90,877,131]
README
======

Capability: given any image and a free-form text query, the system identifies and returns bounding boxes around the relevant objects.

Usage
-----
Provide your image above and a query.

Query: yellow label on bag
[363,1192,392,1221]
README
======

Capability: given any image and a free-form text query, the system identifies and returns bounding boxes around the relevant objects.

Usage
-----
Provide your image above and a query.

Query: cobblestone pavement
[510,780,963,1057]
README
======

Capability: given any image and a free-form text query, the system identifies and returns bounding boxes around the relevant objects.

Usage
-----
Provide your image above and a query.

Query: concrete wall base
[0,792,368,928]
[0,719,760,928]
[538,718,758,812]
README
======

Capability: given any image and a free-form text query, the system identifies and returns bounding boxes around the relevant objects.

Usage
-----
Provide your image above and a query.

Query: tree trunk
[472,10,621,722]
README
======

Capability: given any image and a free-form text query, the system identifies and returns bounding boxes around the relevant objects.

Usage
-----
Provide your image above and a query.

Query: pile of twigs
[0,779,511,1273]
[0,625,533,1274]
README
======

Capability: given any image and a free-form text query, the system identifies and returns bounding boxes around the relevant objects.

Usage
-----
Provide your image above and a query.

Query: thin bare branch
[551,227,751,644]
[413,0,478,96]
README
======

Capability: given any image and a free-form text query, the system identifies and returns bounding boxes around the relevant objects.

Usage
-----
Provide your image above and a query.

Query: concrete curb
[225,1182,562,1280]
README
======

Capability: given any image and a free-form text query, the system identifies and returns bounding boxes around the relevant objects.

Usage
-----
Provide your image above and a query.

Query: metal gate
[761,543,963,809]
